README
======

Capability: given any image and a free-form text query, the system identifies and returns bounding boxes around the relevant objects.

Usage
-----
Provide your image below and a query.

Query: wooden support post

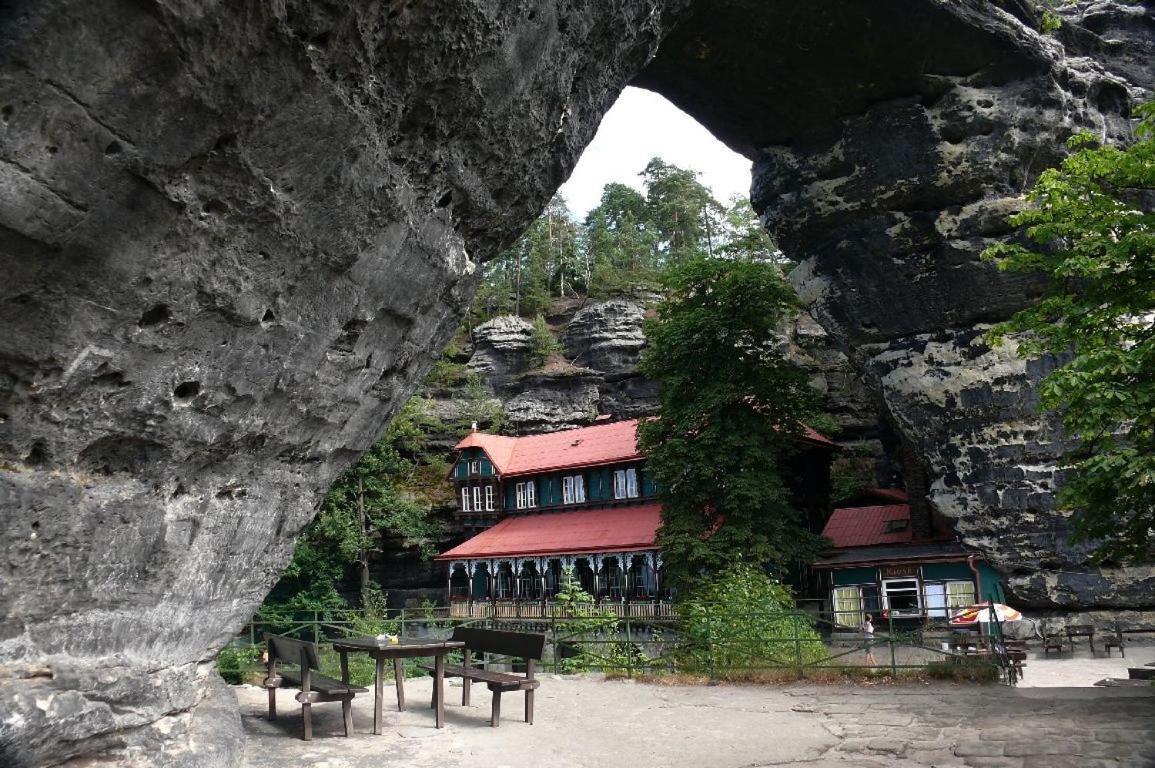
[525,659,535,724]
[373,654,384,735]
[342,698,353,737]
[490,689,502,727]
[301,647,313,741]
[434,652,446,729]
[462,648,472,706]
[393,657,405,711]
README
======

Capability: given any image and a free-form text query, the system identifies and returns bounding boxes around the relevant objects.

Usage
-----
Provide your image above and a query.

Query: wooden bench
[263,634,367,740]
[420,627,545,727]
[1042,633,1066,656]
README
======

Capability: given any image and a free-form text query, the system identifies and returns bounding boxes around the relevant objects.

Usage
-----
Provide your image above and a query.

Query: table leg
[435,653,446,729]
[374,654,384,735]
[393,657,406,711]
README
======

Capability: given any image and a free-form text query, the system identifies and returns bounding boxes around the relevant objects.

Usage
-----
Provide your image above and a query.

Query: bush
[529,314,562,368]
[676,564,826,674]
[925,660,1000,683]
[217,644,260,685]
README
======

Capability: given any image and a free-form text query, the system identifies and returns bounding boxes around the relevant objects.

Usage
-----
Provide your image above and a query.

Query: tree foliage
[982,102,1155,562]
[477,157,770,321]
[263,398,448,612]
[637,258,826,589]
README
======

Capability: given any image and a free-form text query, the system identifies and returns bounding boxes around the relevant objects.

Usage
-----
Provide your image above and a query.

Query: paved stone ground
[235,676,1155,768]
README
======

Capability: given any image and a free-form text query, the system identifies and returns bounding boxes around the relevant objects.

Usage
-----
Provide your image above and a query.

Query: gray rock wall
[638,0,1155,609]
[2,0,1153,764]
[0,1,683,764]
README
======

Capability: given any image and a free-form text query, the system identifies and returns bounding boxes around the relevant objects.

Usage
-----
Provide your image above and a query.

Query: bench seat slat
[417,662,527,685]
[280,669,367,695]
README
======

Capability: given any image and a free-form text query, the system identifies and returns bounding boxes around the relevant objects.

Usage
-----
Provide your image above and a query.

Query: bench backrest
[265,633,320,670]
[450,627,545,661]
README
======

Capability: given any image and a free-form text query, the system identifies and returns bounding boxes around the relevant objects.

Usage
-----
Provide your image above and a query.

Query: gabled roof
[454,417,834,478]
[436,503,662,560]
[821,504,915,549]
[813,541,972,569]
[455,419,644,477]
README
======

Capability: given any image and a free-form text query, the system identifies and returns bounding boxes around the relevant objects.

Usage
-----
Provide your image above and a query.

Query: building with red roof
[813,491,1004,628]
[438,418,836,613]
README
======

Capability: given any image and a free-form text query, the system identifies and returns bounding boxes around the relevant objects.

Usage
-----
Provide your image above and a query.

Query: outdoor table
[331,637,465,733]
[1065,624,1095,655]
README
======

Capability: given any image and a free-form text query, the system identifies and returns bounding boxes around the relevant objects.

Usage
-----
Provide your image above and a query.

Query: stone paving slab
[236,676,1155,768]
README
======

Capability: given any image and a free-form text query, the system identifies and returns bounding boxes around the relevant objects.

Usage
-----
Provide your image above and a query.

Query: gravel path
[235,673,1154,768]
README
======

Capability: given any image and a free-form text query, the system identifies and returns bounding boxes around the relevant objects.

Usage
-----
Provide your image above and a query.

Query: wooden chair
[1102,622,1126,658]
[1042,633,1066,656]
[421,627,545,727]
[264,634,366,740]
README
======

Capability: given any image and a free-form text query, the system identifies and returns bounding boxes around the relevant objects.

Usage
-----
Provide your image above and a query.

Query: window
[473,486,481,511]
[485,485,494,511]
[469,459,481,475]
[562,474,586,504]
[515,481,536,510]
[833,586,865,627]
[461,488,471,512]
[614,468,639,499]
[946,580,976,609]
[882,578,922,616]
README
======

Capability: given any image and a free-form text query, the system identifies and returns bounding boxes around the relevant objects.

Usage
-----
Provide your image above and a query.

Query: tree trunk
[357,477,370,596]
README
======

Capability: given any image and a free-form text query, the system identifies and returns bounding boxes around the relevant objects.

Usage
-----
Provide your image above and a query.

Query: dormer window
[515,481,536,510]
[613,468,639,500]
[468,459,481,475]
[562,475,586,504]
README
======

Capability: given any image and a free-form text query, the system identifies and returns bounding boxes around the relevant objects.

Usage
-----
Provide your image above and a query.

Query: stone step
[1127,667,1155,680]
[1095,677,1153,687]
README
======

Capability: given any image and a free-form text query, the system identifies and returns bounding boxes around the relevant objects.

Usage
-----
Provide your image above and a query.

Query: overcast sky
[558,87,752,219]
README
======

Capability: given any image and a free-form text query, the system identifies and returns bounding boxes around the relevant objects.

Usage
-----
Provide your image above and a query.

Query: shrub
[676,564,826,674]
[529,314,562,368]
[217,644,260,685]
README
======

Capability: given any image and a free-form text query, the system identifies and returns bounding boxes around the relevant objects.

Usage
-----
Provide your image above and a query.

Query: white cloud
[559,87,752,219]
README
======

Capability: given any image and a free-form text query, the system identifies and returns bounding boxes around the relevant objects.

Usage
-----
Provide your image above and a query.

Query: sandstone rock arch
[1,1,1152,764]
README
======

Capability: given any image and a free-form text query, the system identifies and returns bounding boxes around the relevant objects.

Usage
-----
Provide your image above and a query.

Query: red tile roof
[436,503,662,560]
[821,504,914,549]
[455,417,834,477]
[455,419,644,477]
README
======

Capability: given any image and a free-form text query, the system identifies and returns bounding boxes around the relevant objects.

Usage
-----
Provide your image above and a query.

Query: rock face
[0,1,680,764]
[1,0,1153,764]
[638,0,1155,610]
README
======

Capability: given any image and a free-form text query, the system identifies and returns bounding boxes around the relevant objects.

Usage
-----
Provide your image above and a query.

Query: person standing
[862,614,878,666]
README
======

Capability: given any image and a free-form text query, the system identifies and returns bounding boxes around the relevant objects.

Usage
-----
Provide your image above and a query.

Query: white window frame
[469,459,481,475]
[473,486,482,511]
[485,485,494,511]
[563,476,575,504]
[881,578,922,616]
[515,481,536,510]
[461,488,471,512]
[574,474,586,503]
[613,470,626,500]
[946,580,976,609]
[626,467,638,498]
[832,586,864,628]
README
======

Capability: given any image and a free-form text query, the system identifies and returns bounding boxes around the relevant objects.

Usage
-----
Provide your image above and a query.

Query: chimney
[470,421,478,432]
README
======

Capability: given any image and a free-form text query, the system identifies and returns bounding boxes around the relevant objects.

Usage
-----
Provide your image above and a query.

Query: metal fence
[227,604,1014,684]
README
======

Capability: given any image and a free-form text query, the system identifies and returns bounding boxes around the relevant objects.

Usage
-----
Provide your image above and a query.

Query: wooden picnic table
[332,637,465,733]
[1065,624,1096,655]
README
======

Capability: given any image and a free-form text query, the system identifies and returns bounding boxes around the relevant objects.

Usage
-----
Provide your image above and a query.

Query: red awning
[436,504,661,561]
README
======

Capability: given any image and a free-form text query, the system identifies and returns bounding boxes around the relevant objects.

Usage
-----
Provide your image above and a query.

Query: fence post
[625,609,633,679]
[705,605,714,674]
[888,612,897,677]
[793,613,803,678]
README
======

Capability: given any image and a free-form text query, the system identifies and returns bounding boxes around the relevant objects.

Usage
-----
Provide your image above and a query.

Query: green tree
[264,399,447,611]
[529,314,562,368]
[584,182,660,294]
[718,197,789,268]
[982,101,1155,562]
[637,258,826,590]
[641,158,725,265]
